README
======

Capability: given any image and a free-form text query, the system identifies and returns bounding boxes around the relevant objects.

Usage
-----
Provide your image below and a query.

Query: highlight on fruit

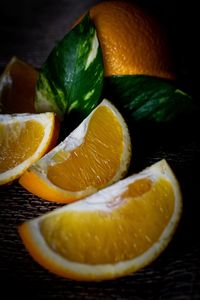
[0,0,192,281]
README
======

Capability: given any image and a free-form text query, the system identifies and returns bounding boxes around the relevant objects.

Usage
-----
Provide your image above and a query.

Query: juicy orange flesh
[47,106,124,191]
[0,120,44,172]
[0,59,37,113]
[40,177,175,264]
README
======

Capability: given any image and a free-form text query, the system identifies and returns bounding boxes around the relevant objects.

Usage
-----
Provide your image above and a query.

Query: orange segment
[40,177,174,264]
[19,99,131,203]
[47,106,123,191]
[0,120,44,173]
[0,56,38,113]
[18,160,182,281]
[0,113,59,185]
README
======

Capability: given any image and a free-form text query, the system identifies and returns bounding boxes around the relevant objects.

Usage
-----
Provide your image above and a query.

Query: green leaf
[105,75,194,122]
[35,14,104,119]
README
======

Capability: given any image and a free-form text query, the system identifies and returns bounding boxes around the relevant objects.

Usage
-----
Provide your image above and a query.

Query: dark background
[0,0,200,299]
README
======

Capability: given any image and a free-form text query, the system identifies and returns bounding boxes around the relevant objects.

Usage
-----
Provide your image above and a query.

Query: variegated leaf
[35,14,104,119]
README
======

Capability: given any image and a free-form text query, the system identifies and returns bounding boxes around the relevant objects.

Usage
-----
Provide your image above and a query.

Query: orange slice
[19,99,131,203]
[19,159,182,281]
[0,56,37,113]
[0,112,59,185]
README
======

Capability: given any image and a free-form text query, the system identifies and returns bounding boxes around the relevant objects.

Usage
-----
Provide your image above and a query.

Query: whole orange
[88,1,175,79]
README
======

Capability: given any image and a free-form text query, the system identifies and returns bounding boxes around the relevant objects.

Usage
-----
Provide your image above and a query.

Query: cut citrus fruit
[19,159,182,281]
[0,56,38,113]
[19,99,131,203]
[77,1,175,79]
[0,112,59,185]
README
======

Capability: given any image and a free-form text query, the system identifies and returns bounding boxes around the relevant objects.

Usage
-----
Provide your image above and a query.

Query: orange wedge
[19,99,131,203]
[0,56,37,113]
[0,113,59,185]
[19,159,182,281]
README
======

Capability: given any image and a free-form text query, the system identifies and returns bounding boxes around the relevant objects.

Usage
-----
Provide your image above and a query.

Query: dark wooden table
[1,1,200,299]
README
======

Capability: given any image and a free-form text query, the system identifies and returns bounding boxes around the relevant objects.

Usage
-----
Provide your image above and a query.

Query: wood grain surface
[0,0,200,299]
